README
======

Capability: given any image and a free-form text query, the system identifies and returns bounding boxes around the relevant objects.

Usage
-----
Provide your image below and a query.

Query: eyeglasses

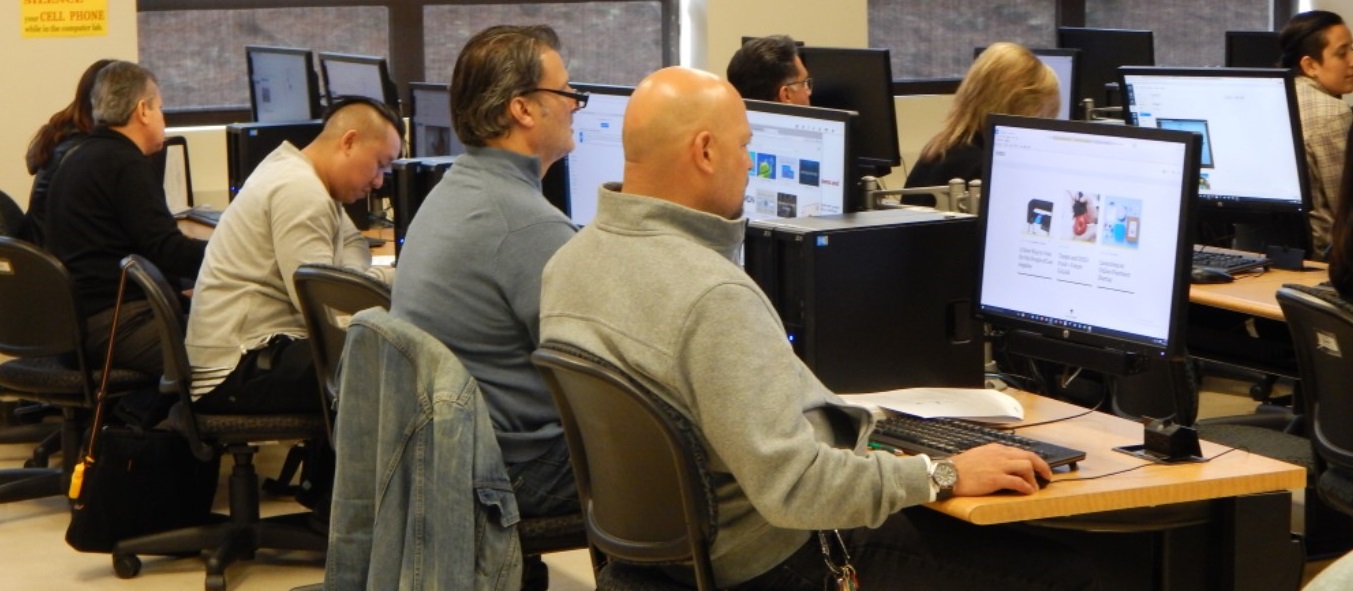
[783,77,814,92]
[528,87,590,110]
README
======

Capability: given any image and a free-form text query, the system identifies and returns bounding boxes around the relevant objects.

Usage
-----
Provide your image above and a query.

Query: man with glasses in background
[727,34,813,105]
[390,24,584,590]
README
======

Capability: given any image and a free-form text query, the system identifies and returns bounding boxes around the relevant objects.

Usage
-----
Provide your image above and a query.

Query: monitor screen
[742,99,854,221]
[1057,27,1154,116]
[409,82,464,158]
[246,46,320,123]
[977,115,1198,359]
[1119,67,1307,214]
[318,52,399,109]
[1226,31,1281,68]
[557,83,633,226]
[974,47,1079,121]
[796,46,900,171]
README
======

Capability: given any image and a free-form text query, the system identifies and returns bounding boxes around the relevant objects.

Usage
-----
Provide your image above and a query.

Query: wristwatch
[930,459,958,500]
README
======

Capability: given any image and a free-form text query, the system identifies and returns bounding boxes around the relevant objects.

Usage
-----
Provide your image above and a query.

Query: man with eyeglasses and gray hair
[727,34,813,105]
[390,24,584,590]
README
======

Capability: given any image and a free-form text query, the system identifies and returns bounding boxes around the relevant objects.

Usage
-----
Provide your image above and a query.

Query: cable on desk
[1046,446,1243,486]
[1001,389,1107,432]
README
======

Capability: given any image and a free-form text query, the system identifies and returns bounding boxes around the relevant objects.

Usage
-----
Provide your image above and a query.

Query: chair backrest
[293,263,392,441]
[1277,285,1353,472]
[0,237,86,360]
[0,190,25,239]
[120,254,213,461]
[531,344,718,590]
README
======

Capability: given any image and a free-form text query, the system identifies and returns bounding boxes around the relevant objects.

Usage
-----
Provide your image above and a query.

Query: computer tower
[390,156,456,255]
[744,209,983,393]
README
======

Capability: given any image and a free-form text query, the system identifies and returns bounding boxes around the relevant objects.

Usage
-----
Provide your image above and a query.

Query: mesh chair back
[0,237,86,361]
[1277,285,1353,472]
[532,344,718,590]
[293,264,391,440]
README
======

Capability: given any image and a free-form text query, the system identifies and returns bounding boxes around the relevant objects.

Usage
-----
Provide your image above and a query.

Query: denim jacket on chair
[325,308,522,590]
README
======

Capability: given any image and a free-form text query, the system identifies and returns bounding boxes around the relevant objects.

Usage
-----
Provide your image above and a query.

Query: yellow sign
[21,0,108,38]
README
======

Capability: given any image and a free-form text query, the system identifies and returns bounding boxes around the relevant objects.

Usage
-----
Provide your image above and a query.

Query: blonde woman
[905,42,1059,189]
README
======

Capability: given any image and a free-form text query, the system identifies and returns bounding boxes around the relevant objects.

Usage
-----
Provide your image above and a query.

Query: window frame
[138,0,679,126]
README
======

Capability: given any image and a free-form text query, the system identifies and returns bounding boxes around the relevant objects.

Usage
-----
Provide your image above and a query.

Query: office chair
[0,190,24,239]
[533,343,719,591]
[111,255,327,591]
[1277,285,1353,518]
[0,237,155,503]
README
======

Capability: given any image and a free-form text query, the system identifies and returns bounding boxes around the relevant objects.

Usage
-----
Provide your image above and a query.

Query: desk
[928,392,1304,590]
[1189,263,1329,321]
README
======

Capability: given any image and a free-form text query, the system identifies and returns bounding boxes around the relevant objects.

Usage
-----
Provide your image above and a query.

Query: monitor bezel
[408,81,453,158]
[975,114,1199,360]
[795,46,901,170]
[317,51,401,112]
[1117,66,1310,217]
[742,98,859,216]
[245,45,322,122]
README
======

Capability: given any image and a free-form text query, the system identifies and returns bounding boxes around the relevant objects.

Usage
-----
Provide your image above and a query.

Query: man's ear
[338,129,360,153]
[693,130,716,175]
[776,84,792,104]
[508,96,536,129]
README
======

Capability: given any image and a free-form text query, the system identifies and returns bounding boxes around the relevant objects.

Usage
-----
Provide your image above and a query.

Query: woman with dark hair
[22,58,114,244]
[1279,10,1353,259]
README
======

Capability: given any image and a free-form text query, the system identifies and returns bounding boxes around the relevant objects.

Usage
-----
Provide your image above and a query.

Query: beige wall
[0,5,138,208]
[691,0,868,74]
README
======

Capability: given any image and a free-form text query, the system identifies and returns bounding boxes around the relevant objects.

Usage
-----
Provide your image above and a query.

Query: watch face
[933,460,958,488]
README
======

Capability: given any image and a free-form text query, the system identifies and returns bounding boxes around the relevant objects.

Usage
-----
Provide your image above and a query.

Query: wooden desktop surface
[1188,262,1328,320]
[925,391,1305,525]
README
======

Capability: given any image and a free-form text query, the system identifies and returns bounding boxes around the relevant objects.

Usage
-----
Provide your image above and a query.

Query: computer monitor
[152,135,193,214]
[1226,31,1281,68]
[743,99,855,221]
[409,82,464,158]
[245,45,321,123]
[317,52,400,112]
[974,47,1080,121]
[1057,27,1155,117]
[977,115,1199,375]
[1119,67,1308,217]
[551,83,633,226]
[796,46,901,173]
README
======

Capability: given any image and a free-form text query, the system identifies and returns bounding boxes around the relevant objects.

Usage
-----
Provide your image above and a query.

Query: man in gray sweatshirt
[540,66,1098,590]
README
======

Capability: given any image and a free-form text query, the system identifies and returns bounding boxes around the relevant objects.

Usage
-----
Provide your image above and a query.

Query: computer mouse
[1190,267,1233,284]
[1035,473,1050,490]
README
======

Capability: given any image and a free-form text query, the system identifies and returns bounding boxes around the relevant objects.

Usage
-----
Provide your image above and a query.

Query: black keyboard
[871,414,1086,469]
[1191,248,1270,274]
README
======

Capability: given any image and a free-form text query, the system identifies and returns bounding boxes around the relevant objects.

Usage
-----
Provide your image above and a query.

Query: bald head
[622,67,752,219]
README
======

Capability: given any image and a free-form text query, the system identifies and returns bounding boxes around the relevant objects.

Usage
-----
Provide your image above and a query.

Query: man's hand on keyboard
[949,443,1052,496]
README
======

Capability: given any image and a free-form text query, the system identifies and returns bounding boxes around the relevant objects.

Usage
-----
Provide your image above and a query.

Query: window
[423,2,665,87]
[1085,0,1270,67]
[868,0,1058,80]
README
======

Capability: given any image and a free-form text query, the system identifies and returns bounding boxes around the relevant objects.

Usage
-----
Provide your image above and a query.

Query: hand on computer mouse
[948,443,1052,496]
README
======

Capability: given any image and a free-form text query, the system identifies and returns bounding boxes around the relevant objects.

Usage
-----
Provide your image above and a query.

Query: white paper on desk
[371,255,396,267]
[847,388,1024,423]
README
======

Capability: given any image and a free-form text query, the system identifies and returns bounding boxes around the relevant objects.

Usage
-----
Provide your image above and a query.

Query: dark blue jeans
[732,506,1099,591]
[506,435,580,518]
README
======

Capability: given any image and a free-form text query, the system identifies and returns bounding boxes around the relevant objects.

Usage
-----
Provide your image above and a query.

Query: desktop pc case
[391,156,456,255]
[744,209,984,393]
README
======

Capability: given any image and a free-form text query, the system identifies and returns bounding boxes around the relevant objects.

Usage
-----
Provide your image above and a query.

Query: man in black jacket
[45,60,206,378]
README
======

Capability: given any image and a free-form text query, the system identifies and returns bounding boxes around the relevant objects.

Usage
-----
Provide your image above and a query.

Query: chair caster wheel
[112,554,141,578]
[205,573,226,591]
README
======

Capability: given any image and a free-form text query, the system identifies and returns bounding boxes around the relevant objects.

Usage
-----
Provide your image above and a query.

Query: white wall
[0,5,138,208]
[690,0,868,73]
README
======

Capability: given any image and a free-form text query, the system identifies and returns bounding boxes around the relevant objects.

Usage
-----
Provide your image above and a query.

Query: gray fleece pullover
[540,184,932,587]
